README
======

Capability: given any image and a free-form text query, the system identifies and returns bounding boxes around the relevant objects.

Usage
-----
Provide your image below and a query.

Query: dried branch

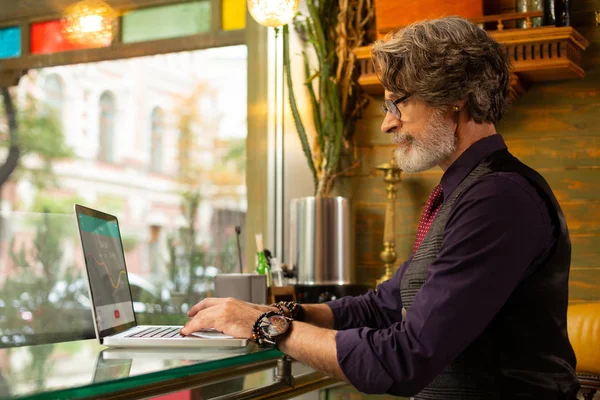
[283,25,318,187]
[285,0,374,197]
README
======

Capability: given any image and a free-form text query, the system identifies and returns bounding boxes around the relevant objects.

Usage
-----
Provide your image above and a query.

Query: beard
[393,109,457,173]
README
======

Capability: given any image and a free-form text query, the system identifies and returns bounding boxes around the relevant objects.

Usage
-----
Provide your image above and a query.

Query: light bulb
[62,0,117,46]
[247,0,299,28]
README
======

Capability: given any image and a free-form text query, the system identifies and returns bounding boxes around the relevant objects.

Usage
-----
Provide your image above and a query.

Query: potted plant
[283,0,373,284]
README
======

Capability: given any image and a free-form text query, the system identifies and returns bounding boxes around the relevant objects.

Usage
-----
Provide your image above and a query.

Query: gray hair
[372,16,511,124]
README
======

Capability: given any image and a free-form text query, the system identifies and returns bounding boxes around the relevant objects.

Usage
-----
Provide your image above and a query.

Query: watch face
[261,314,289,337]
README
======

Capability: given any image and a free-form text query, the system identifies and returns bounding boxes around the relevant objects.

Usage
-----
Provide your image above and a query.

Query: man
[181,16,579,399]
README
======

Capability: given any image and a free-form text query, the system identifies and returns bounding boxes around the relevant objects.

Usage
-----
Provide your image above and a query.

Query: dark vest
[400,149,579,400]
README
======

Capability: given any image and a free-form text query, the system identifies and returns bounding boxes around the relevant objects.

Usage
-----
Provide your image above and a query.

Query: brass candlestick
[376,159,402,286]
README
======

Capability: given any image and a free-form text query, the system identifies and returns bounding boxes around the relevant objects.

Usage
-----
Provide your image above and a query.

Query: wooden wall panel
[374,0,483,34]
[352,15,600,304]
[569,268,600,303]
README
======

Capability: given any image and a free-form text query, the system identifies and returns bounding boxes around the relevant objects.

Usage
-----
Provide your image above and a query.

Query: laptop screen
[75,205,136,338]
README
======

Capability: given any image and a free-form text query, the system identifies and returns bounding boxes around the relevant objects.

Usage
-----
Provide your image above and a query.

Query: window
[150,107,164,173]
[2,46,249,347]
[98,91,116,162]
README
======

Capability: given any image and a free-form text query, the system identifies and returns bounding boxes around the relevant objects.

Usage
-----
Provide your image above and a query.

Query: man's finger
[181,313,214,335]
[187,297,221,317]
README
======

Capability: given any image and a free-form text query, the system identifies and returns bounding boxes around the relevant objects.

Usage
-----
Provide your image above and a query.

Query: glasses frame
[381,94,411,119]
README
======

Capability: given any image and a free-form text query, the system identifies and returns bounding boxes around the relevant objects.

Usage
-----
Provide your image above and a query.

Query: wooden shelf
[354,26,590,101]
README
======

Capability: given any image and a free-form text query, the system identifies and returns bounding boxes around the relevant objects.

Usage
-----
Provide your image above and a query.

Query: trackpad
[190,330,234,339]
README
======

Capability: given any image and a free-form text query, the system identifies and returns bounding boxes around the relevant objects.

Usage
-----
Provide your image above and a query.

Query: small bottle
[542,0,555,25]
[255,234,271,287]
[554,0,571,27]
[270,257,284,287]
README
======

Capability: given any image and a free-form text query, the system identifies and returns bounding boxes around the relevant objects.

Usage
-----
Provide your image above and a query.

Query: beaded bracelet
[271,302,286,316]
[270,301,305,322]
[251,311,271,346]
[287,301,305,322]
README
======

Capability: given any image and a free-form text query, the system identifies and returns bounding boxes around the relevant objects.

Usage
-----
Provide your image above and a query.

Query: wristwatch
[252,311,293,348]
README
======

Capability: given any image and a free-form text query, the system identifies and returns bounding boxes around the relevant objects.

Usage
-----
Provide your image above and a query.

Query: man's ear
[453,97,468,112]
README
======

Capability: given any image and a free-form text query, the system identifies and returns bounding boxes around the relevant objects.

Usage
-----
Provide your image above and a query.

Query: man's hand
[181,298,345,385]
[180,297,273,339]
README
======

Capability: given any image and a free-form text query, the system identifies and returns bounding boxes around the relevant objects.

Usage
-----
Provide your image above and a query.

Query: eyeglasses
[381,94,411,119]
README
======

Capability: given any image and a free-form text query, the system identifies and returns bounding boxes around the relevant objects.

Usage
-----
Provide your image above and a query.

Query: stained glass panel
[0,26,21,60]
[122,1,211,44]
[30,20,107,55]
[222,0,246,31]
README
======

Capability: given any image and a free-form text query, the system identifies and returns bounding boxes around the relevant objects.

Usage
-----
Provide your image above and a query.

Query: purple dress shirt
[327,134,557,395]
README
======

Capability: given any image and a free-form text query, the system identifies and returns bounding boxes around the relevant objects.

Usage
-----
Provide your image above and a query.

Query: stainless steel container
[289,196,353,285]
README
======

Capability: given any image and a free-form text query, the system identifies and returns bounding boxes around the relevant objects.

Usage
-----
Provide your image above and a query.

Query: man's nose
[381,112,401,134]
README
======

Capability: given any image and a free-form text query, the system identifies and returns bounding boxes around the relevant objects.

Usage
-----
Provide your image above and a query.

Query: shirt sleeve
[326,259,408,330]
[334,173,555,396]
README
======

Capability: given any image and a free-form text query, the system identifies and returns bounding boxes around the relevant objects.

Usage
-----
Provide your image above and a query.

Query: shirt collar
[440,134,507,198]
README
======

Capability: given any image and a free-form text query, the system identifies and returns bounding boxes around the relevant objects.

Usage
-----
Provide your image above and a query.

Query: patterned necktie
[413,184,444,254]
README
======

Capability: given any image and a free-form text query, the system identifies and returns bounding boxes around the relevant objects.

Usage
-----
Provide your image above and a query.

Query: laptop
[100,346,251,361]
[74,204,248,348]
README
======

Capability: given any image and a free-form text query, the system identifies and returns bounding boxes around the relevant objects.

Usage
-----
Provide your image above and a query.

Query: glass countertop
[0,339,282,400]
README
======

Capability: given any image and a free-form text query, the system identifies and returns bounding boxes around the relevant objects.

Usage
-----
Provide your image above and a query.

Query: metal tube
[289,197,353,285]
[275,356,293,385]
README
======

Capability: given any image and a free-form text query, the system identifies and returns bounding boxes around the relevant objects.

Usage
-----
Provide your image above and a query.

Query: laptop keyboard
[126,327,185,339]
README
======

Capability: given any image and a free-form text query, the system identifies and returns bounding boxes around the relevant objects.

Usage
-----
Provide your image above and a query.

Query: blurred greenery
[1,214,92,345]
[0,92,73,192]
[220,234,241,274]
[167,191,209,304]
[0,213,92,389]
[175,83,217,186]
[96,195,127,215]
[121,235,139,253]
[136,309,186,326]
[32,194,85,215]
[222,138,245,173]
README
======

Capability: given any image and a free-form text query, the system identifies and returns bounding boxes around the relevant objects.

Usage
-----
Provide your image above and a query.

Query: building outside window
[43,73,65,118]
